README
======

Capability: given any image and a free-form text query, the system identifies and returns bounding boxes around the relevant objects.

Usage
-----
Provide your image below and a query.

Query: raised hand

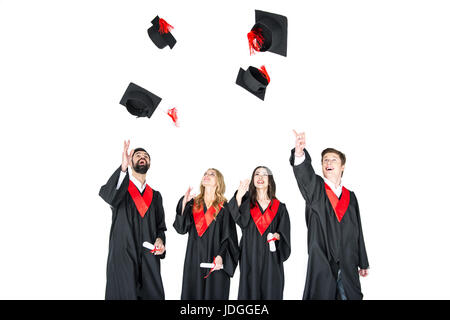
[293,130,306,157]
[121,140,134,172]
[236,179,250,206]
[181,186,195,214]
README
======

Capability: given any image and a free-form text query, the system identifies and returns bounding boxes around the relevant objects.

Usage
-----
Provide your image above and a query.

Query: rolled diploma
[200,263,223,269]
[143,241,155,250]
[267,232,276,252]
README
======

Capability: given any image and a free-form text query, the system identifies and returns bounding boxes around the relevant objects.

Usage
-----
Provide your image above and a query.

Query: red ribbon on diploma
[150,247,161,254]
[204,257,216,279]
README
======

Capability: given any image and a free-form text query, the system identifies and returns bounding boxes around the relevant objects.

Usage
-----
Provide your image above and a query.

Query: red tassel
[247,28,264,55]
[258,65,270,84]
[158,18,174,34]
[167,107,179,127]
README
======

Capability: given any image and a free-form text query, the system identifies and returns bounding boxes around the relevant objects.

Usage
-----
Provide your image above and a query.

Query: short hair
[321,148,346,165]
[133,148,150,160]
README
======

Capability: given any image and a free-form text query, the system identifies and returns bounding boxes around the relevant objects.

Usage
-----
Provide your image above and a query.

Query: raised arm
[290,131,324,205]
[228,180,251,229]
[99,166,129,208]
[173,189,194,235]
[99,140,134,208]
[181,186,195,214]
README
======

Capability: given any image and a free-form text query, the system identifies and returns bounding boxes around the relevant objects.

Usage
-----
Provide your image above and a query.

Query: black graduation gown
[173,197,239,300]
[99,166,167,300]
[289,148,370,300]
[228,193,291,300]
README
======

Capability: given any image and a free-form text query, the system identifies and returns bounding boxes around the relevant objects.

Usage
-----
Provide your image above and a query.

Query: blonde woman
[173,168,239,300]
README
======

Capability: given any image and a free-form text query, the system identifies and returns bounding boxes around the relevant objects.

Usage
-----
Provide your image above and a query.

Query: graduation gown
[99,166,167,300]
[289,148,369,300]
[173,197,239,300]
[229,193,291,300]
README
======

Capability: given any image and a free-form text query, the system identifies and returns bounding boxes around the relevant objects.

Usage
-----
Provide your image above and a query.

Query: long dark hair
[248,166,276,208]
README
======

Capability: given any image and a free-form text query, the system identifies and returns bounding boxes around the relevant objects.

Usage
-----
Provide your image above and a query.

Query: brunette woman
[230,166,291,300]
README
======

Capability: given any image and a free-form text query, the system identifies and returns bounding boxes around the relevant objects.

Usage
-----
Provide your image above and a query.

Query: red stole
[324,183,350,222]
[128,180,154,218]
[192,202,223,237]
[250,199,280,236]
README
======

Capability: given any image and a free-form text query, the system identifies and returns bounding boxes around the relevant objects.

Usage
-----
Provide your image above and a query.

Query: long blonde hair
[194,168,227,217]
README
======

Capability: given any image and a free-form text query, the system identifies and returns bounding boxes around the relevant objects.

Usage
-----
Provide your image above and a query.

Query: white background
[1,0,449,300]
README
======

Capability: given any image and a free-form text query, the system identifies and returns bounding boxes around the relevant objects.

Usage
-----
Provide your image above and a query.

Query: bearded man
[99,140,167,300]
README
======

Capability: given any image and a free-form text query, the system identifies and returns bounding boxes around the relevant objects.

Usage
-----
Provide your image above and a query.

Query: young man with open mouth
[290,131,369,300]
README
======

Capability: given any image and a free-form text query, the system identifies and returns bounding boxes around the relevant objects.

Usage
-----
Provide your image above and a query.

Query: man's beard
[133,160,150,174]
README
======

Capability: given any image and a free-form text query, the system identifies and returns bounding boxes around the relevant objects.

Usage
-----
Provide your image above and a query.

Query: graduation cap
[235,65,271,100]
[119,82,162,118]
[147,16,177,49]
[247,10,288,57]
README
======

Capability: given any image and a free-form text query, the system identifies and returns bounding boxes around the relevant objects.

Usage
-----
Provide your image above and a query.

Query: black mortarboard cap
[119,82,162,118]
[235,66,270,100]
[147,16,177,49]
[248,10,288,57]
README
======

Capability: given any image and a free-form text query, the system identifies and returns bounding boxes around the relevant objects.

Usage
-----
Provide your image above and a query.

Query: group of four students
[99,131,369,300]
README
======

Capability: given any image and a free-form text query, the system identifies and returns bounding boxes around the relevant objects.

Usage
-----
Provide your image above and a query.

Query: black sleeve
[290,148,324,205]
[217,204,240,277]
[149,191,166,260]
[306,209,331,262]
[99,166,129,209]
[354,194,369,269]
[228,191,251,229]
[155,191,167,244]
[276,203,291,263]
[173,196,193,235]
